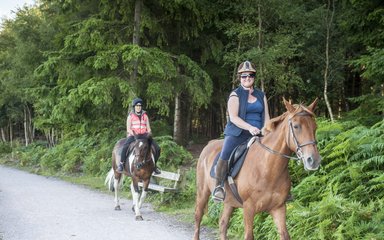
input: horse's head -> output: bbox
[283,98,322,171]
[132,133,153,170]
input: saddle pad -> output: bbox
[209,136,257,179]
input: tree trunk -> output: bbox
[27,105,33,142]
[186,101,191,143]
[24,106,28,146]
[323,0,335,122]
[258,3,265,91]
[131,0,142,82]
[23,105,34,146]
[45,128,56,148]
[173,92,183,145]
[1,128,5,142]
[9,119,13,148]
[232,40,242,86]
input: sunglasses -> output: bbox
[240,73,256,79]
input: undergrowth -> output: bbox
[1,119,383,239]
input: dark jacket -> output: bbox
[223,87,265,137]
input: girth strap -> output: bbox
[228,176,243,204]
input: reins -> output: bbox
[255,138,301,161]
[255,110,317,162]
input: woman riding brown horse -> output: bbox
[105,133,155,221]
[193,98,321,240]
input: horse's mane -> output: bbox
[135,133,151,140]
[264,104,315,133]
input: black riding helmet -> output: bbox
[132,98,143,107]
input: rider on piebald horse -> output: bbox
[212,60,271,202]
[117,98,161,174]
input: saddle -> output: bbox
[210,136,259,204]
[210,136,258,178]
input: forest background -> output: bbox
[0,0,383,239]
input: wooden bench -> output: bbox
[138,169,182,193]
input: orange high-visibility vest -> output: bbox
[130,112,148,135]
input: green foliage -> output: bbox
[156,135,193,169]
[39,146,64,173]
[346,94,384,126]
[150,119,173,136]
[0,142,12,154]
[1,1,384,238]
[17,143,46,168]
[9,131,118,176]
[284,119,384,239]
[287,195,384,240]
[202,200,223,226]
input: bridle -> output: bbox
[287,111,318,161]
[133,139,153,169]
[255,110,317,162]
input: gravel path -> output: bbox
[0,165,216,240]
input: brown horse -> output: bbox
[193,98,321,240]
[105,133,155,220]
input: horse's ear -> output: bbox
[307,98,318,112]
[283,97,296,113]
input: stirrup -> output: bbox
[286,193,294,202]
[212,186,225,203]
[153,167,161,175]
[117,163,124,173]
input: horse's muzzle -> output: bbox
[303,155,322,171]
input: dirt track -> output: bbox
[0,165,215,240]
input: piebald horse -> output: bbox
[105,133,155,220]
[193,98,321,240]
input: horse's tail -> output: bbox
[105,168,116,192]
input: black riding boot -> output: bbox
[117,161,124,173]
[212,159,228,203]
[154,165,161,175]
[117,142,129,173]
[153,143,161,174]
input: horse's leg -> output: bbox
[219,204,234,240]
[243,202,256,240]
[138,180,149,209]
[270,206,290,240]
[130,182,143,221]
[113,174,121,210]
[193,184,211,240]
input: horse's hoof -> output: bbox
[135,215,143,221]
[115,206,121,211]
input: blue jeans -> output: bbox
[219,131,252,161]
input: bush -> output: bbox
[17,144,46,167]
[151,119,173,136]
[82,137,115,176]
[156,135,193,169]
[0,142,12,155]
